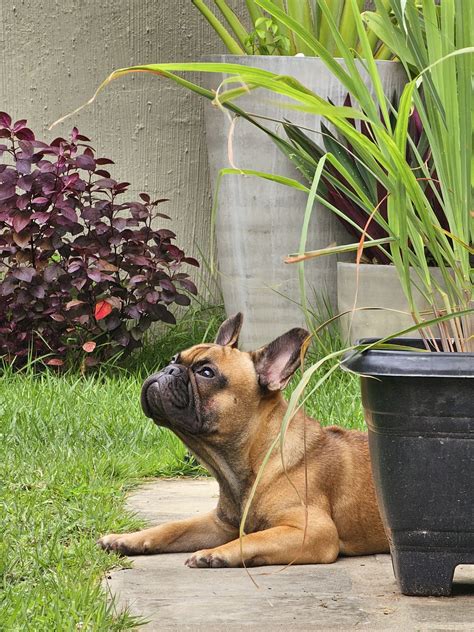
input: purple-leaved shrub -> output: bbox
[0,113,198,367]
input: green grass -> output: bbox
[0,305,363,630]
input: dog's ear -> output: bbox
[251,328,310,391]
[215,312,243,348]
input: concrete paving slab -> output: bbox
[105,479,474,631]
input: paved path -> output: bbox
[106,479,474,631]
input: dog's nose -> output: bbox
[161,364,187,378]
[143,364,186,389]
[141,364,188,419]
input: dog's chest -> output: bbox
[217,495,270,533]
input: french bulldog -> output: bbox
[98,313,389,567]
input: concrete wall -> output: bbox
[0,0,228,298]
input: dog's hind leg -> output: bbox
[97,510,238,555]
[185,511,340,568]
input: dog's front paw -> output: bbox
[97,533,149,556]
[185,549,229,568]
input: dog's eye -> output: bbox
[170,354,178,365]
[197,366,215,379]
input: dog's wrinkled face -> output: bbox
[141,313,308,437]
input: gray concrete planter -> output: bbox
[337,262,445,343]
[203,56,407,348]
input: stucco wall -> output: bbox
[0,0,227,298]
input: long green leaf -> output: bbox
[285,0,314,55]
[298,155,328,329]
[213,0,251,51]
[191,0,245,54]
[286,237,396,262]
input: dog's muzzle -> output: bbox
[141,364,191,421]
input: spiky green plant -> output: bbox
[78,0,472,351]
[192,0,392,58]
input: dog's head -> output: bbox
[141,313,309,437]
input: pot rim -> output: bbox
[203,54,401,65]
[342,337,474,378]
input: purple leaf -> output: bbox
[178,278,198,295]
[94,177,116,189]
[86,268,102,282]
[128,255,150,266]
[67,261,83,273]
[18,140,34,156]
[17,175,34,192]
[71,277,87,291]
[13,119,28,132]
[129,274,147,285]
[157,307,176,325]
[31,285,46,299]
[15,128,35,141]
[156,229,176,239]
[0,184,15,200]
[95,222,109,235]
[44,263,62,282]
[12,230,31,248]
[64,173,80,188]
[145,291,160,304]
[125,304,141,319]
[0,168,17,184]
[94,169,111,178]
[60,205,78,223]
[38,160,55,173]
[76,154,96,171]
[12,213,31,233]
[16,159,31,175]
[159,279,175,292]
[0,112,12,127]
[112,217,127,231]
[182,257,200,267]
[175,293,191,306]
[116,331,130,346]
[16,195,29,210]
[12,267,36,282]
[164,244,182,258]
[50,313,65,322]
[31,211,50,224]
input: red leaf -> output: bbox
[82,341,96,353]
[94,300,113,320]
[46,358,64,366]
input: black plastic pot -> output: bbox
[343,339,474,597]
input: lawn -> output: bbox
[0,307,364,630]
